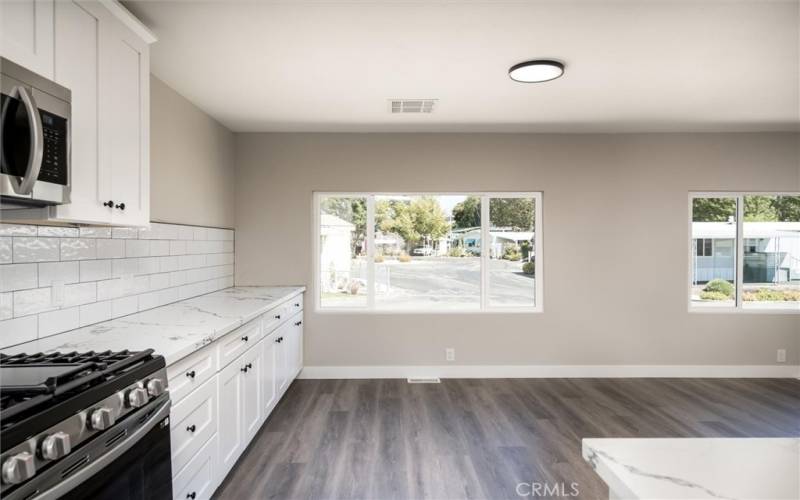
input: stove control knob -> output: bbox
[41,432,72,460]
[127,387,149,408]
[146,378,165,397]
[90,407,116,430]
[2,452,36,484]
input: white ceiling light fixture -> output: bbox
[508,59,565,83]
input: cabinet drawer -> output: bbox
[167,345,217,405]
[173,433,217,500]
[287,294,303,316]
[217,318,261,370]
[262,305,287,335]
[171,374,217,476]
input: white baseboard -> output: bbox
[298,364,800,379]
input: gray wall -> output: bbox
[150,76,235,228]
[235,133,800,367]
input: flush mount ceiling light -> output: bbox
[508,60,564,83]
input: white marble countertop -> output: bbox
[582,437,800,500]
[1,286,305,365]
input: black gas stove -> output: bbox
[0,350,172,500]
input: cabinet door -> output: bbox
[50,0,111,224]
[275,322,291,395]
[217,356,244,479]
[241,344,261,442]
[291,315,303,379]
[104,19,149,227]
[261,335,277,415]
[0,0,54,78]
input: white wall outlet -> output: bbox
[122,274,134,293]
[776,349,786,363]
[445,348,455,362]
[51,281,65,307]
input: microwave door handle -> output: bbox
[11,86,43,195]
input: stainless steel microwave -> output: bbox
[1,57,71,208]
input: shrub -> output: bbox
[699,291,729,301]
[522,261,535,275]
[703,279,734,298]
[503,245,522,261]
[398,253,411,263]
[448,247,466,258]
[374,255,384,263]
[743,288,800,302]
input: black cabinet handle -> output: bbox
[187,493,196,499]
[186,370,196,379]
[186,424,196,433]
[241,366,248,373]
[103,200,114,207]
[115,202,125,210]
[247,363,253,369]
[295,321,302,326]
[241,335,249,342]
[274,314,281,319]
[294,303,300,307]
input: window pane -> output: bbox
[690,197,736,308]
[488,197,536,307]
[742,195,800,310]
[374,195,481,310]
[319,196,367,308]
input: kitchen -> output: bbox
[0,1,798,499]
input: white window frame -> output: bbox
[313,191,544,314]
[688,191,800,314]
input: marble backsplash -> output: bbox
[0,222,234,348]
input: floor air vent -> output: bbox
[407,377,441,383]
[390,99,437,113]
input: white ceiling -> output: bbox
[125,0,800,133]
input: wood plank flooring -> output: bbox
[214,378,800,499]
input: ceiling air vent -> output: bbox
[390,99,437,114]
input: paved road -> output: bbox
[348,256,535,308]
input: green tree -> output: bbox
[376,197,449,251]
[772,195,800,222]
[452,196,481,229]
[490,198,535,230]
[744,195,778,222]
[692,198,736,222]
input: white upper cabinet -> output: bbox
[0,0,55,78]
[1,0,154,227]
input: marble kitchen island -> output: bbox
[582,437,800,500]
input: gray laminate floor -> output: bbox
[213,378,800,500]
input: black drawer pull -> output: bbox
[241,335,249,342]
[186,425,196,433]
[115,202,125,210]
[103,200,114,208]
[186,370,196,379]
[294,321,302,326]
[187,493,196,499]
[294,303,300,307]
[247,363,253,369]
[241,366,248,373]
[274,314,281,319]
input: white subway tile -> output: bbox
[38,261,79,286]
[125,239,150,258]
[0,237,11,264]
[0,292,12,320]
[222,229,234,241]
[60,238,97,261]
[38,226,79,237]
[79,300,112,327]
[169,240,186,255]
[149,273,170,291]
[158,256,180,273]
[13,288,55,316]
[149,240,170,256]
[0,263,38,292]
[64,282,97,307]
[79,227,112,238]
[112,227,138,239]
[97,279,123,301]
[222,241,234,253]
[0,315,38,346]
[96,239,125,259]
[39,307,79,337]
[137,257,160,275]
[178,225,194,240]
[0,224,37,236]
[79,260,112,282]
[13,237,59,263]
[193,227,208,241]
[111,295,138,318]
[131,276,150,295]
[112,258,138,278]
[169,270,187,286]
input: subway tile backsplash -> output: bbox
[0,222,234,348]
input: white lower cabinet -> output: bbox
[167,294,304,498]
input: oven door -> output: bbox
[37,400,173,500]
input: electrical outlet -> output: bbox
[51,281,65,307]
[777,349,786,363]
[446,348,455,362]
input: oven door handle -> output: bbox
[35,399,170,500]
[9,85,44,196]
